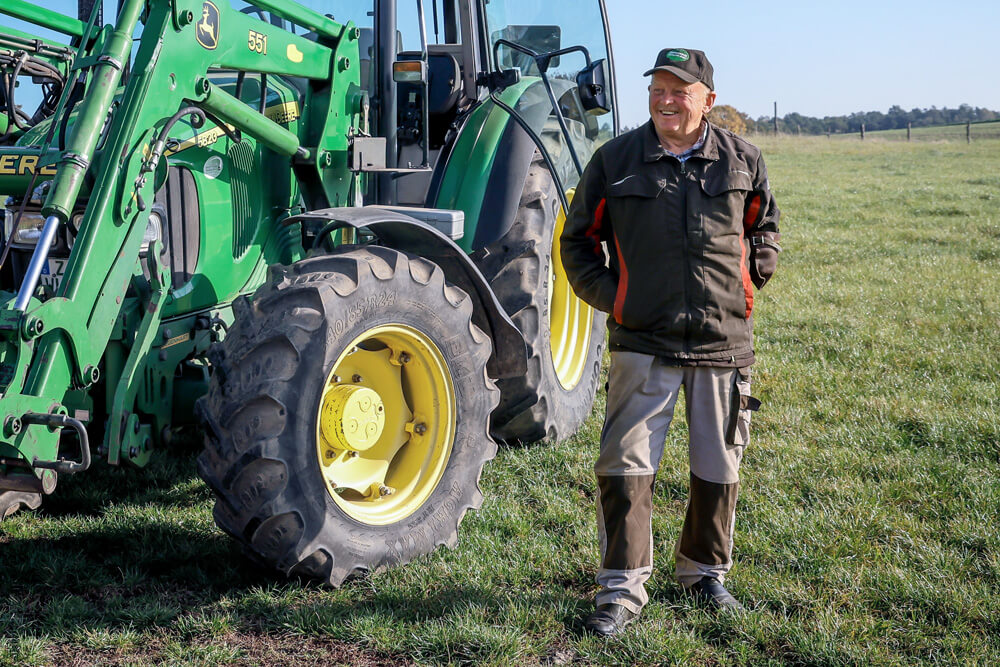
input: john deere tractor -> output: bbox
[0,0,617,583]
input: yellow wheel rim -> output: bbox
[315,324,456,525]
[548,189,594,390]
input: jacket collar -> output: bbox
[643,119,720,162]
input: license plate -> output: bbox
[38,258,68,290]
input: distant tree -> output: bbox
[708,104,752,134]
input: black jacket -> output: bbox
[560,121,781,366]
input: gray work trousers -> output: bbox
[595,351,753,613]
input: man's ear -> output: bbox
[704,90,717,114]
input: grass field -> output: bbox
[1,137,999,665]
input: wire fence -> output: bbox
[812,120,1000,143]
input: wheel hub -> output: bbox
[315,325,456,525]
[320,385,386,451]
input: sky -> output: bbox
[606,0,1000,127]
[5,0,1000,128]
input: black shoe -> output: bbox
[686,576,746,611]
[584,603,637,636]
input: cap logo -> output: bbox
[665,49,689,62]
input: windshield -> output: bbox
[482,0,616,191]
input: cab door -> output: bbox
[479,0,618,192]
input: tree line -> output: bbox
[753,104,998,135]
[622,104,999,136]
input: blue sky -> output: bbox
[6,0,999,128]
[606,0,1000,127]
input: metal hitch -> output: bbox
[22,412,92,474]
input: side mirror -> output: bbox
[577,59,610,116]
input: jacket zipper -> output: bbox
[678,158,691,356]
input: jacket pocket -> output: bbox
[606,174,663,199]
[699,170,753,197]
[725,367,761,446]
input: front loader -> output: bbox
[0,0,618,583]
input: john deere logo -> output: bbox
[665,49,689,62]
[196,1,220,50]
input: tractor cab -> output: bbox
[273,0,618,213]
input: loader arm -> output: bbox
[0,0,362,490]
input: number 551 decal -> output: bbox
[248,29,268,55]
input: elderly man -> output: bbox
[561,48,781,635]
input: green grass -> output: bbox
[1,137,999,665]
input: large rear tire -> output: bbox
[197,246,498,584]
[477,155,605,444]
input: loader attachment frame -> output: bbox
[0,0,362,489]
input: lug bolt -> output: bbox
[4,416,22,436]
[331,375,341,383]
[23,317,44,338]
[325,450,336,458]
[129,447,138,458]
[379,485,393,497]
[399,352,411,364]
[352,374,363,383]
[349,451,359,458]
[414,423,427,435]
[134,420,141,434]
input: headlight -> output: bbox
[3,210,57,248]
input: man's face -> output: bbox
[648,71,716,141]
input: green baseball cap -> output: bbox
[644,48,714,91]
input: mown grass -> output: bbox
[1,137,998,665]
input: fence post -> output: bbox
[860,123,865,140]
[907,122,911,141]
[967,122,971,143]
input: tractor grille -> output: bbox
[156,166,201,289]
[227,142,259,258]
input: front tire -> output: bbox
[198,246,498,584]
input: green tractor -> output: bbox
[0,0,618,583]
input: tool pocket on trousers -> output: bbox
[726,367,760,446]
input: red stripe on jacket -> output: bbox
[613,230,629,324]
[740,233,754,318]
[585,198,607,256]
[740,194,761,317]
[744,194,761,229]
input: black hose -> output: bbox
[7,54,28,130]
[0,51,67,141]
[58,74,86,151]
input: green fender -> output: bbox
[429,79,555,254]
